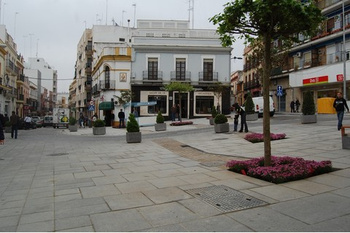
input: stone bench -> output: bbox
[341,125,350,149]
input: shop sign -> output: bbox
[303,76,328,86]
[337,74,344,82]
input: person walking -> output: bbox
[133,108,139,124]
[118,109,125,128]
[295,99,300,113]
[10,111,19,139]
[235,103,248,132]
[24,115,32,130]
[171,104,177,121]
[290,100,295,113]
[333,92,349,131]
[3,114,9,123]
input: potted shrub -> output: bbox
[93,119,106,135]
[155,111,166,131]
[68,117,78,132]
[4,121,12,133]
[214,114,229,133]
[301,91,317,124]
[245,93,258,121]
[209,105,218,125]
[126,113,141,143]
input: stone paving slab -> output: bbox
[142,187,192,204]
[104,192,154,210]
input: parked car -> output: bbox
[31,116,43,128]
[252,96,275,117]
[18,118,37,130]
[43,115,53,127]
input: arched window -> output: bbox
[105,66,110,89]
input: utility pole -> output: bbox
[342,0,347,99]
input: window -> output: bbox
[203,59,213,81]
[293,56,300,69]
[176,58,186,80]
[105,66,110,89]
[195,96,214,114]
[345,11,350,26]
[148,58,158,80]
[148,95,167,114]
[304,52,311,67]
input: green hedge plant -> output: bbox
[69,117,77,125]
[93,119,105,127]
[156,111,165,124]
[245,92,255,114]
[214,114,228,124]
[127,113,140,132]
[211,105,218,118]
[302,91,316,115]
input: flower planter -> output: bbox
[246,113,258,121]
[126,132,142,143]
[214,122,230,133]
[93,127,106,135]
[68,125,78,132]
[155,123,166,131]
[4,126,11,133]
[301,114,317,124]
[209,118,214,125]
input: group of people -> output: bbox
[171,104,182,121]
[0,111,20,144]
[290,99,301,113]
[232,102,249,133]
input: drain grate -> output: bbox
[186,185,267,213]
[200,161,226,167]
[46,152,69,156]
[212,138,229,141]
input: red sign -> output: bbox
[303,76,328,86]
[337,74,344,82]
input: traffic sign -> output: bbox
[88,105,95,111]
[277,85,283,97]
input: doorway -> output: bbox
[174,92,188,119]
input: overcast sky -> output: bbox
[3,0,244,92]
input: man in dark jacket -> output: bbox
[10,111,19,139]
[0,117,4,145]
[333,92,349,130]
[118,109,125,128]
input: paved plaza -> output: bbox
[0,113,350,232]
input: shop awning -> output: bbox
[99,101,114,110]
[123,101,157,108]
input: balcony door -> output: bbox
[105,66,110,89]
[176,58,186,80]
[203,59,213,81]
[148,58,158,80]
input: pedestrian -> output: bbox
[0,113,5,126]
[236,102,248,133]
[295,99,300,113]
[10,111,19,139]
[111,111,115,126]
[133,108,139,124]
[92,114,97,123]
[233,113,239,132]
[333,92,349,131]
[171,104,177,121]
[0,119,4,145]
[24,115,32,130]
[118,109,125,128]
[290,100,295,113]
[79,114,85,128]
[177,104,181,121]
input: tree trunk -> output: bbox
[263,33,272,166]
[179,93,182,122]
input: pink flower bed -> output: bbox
[245,133,286,143]
[227,156,332,184]
[170,121,193,126]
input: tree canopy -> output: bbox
[211,0,323,166]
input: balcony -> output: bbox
[316,0,342,11]
[170,71,191,82]
[99,80,116,90]
[16,74,25,85]
[85,43,93,56]
[244,80,261,91]
[142,71,163,82]
[198,72,219,83]
[17,94,24,103]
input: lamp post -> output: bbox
[132,3,136,28]
[342,0,347,99]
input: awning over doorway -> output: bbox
[99,101,114,110]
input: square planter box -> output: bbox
[342,135,350,149]
[246,113,258,121]
[301,114,317,124]
[93,127,106,135]
[214,122,230,133]
[126,132,142,143]
[209,118,214,125]
[68,125,78,132]
[155,123,166,131]
[4,126,11,133]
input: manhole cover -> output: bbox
[212,138,229,141]
[200,161,226,167]
[186,185,267,212]
[46,152,69,156]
